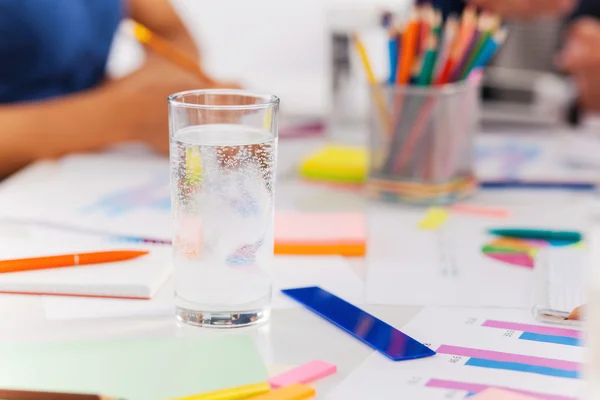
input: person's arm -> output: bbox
[0,0,210,177]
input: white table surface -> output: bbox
[0,137,595,399]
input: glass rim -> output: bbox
[374,79,478,96]
[168,89,280,111]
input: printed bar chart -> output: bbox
[436,345,580,379]
[425,378,576,400]
[482,320,582,347]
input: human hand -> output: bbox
[567,305,583,320]
[556,18,600,111]
[467,0,576,19]
[118,57,241,154]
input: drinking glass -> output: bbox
[168,90,279,328]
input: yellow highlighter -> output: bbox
[246,384,315,400]
[248,383,316,400]
[172,382,271,400]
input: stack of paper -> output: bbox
[42,255,363,320]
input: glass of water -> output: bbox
[168,90,279,328]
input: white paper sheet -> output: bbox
[366,203,588,307]
[0,154,172,240]
[327,307,585,400]
[43,255,364,320]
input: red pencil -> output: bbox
[436,6,477,84]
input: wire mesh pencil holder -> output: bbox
[367,81,480,205]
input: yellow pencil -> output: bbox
[132,21,216,85]
[352,33,390,133]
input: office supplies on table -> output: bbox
[171,382,271,400]
[489,229,583,243]
[354,4,506,205]
[418,207,449,230]
[0,238,170,299]
[328,307,584,400]
[268,361,337,389]
[0,390,121,400]
[43,256,365,320]
[299,146,366,184]
[132,22,216,85]
[246,384,314,400]
[533,248,585,326]
[0,250,148,274]
[0,336,267,400]
[274,213,365,256]
[282,286,435,361]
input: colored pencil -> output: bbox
[418,35,438,86]
[436,7,477,84]
[460,13,501,79]
[353,34,390,133]
[433,16,458,82]
[0,390,121,400]
[0,250,149,274]
[132,21,216,85]
[388,29,399,84]
[471,28,508,70]
[419,4,435,54]
[396,7,420,85]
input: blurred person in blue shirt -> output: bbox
[0,0,231,176]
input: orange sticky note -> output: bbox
[274,213,365,257]
[248,384,315,400]
[471,388,541,400]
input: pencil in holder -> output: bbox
[367,81,479,205]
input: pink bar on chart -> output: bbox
[471,388,540,399]
[482,320,581,339]
[425,379,576,400]
[269,360,337,388]
[436,345,580,371]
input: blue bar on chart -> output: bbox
[465,358,579,379]
[519,332,581,347]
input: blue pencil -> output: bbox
[388,30,399,84]
[472,28,507,69]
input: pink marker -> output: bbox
[269,360,337,388]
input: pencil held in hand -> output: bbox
[132,21,216,85]
[0,250,149,274]
[567,305,583,320]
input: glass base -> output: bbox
[175,306,270,328]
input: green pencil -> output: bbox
[488,229,583,242]
[460,13,500,80]
[418,34,438,86]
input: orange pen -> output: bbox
[0,250,149,274]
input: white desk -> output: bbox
[0,137,595,399]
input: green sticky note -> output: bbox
[0,335,267,400]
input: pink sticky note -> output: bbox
[450,204,510,219]
[274,213,365,245]
[269,360,337,388]
[471,388,541,400]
